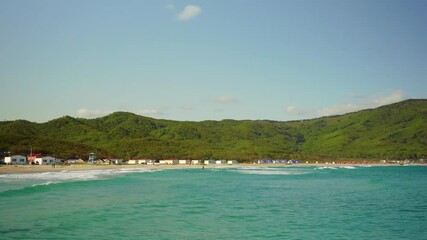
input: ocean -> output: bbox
[0,166,426,239]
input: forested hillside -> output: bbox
[1,99,426,161]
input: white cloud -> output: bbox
[177,4,201,21]
[317,90,406,117]
[76,109,112,119]
[213,96,239,104]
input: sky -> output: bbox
[0,0,426,123]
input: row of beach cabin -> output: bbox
[3,155,58,165]
[128,159,238,165]
[258,159,300,164]
[1,155,239,165]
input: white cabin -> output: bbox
[111,159,124,165]
[227,160,238,165]
[160,159,178,165]
[34,156,57,165]
[4,155,27,165]
[204,160,216,165]
[215,160,227,165]
[179,159,190,164]
[127,159,140,165]
[128,159,151,164]
[191,160,203,165]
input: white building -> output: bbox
[227,160,238,165]
[191,160,203,165]
[34,156,57,165]
[204,160,216,165]
[127,159,152,164]
[111,159,124,165]
[4,155,27,165]
[160,159,179,165]
[179,159,190,164]
[215,160,227,165]
[127,159,140,164]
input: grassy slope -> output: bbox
[0,99,426,161]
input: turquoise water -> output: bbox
[1,166,426,239]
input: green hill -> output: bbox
[1,99,426,161]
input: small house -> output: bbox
[128,159,152,164]
[34,156,57,165]
[258,159,273,164]
[215,160,227,165]
[227,160,238,165]
[4,155,27,165]
[274,160,287,164]
[203,160,216,165]
[111,159,124,165]
[179,159,190,165]
[127,159,139,165]
[191,160,203,165]
[138,159,152,164]
[160,159,178,165]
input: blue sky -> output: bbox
[1,0,426,122]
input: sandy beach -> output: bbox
[1,162,423,174]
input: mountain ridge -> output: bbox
[1,99,426,161]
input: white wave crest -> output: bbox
[315,166,358,170]
[234,167,308,176]
[0,168,157,183]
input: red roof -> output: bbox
[27,153,42,157]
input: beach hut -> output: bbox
[191,160,203,165]
[34,156,57,165]
[27,153,42,164]
[112,159,124,165]
[227,160,238,165]
[215,160,227,165]
[179,159,190,165]
[258,159,273,164]
[160,159,179,165]
[138,159,152,164]
[127,159,139,165]
[4,155,27,165]
[203,160,216,165]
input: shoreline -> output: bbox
[1,163,425,174]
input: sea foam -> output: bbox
[233,167,308,175]
[0,168,158,192]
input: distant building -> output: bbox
[258,159,273,164]
[227,160,238,165]
[110,159,124,165]
[203,160,216,165]
[159,159,179,165]
[34,156,58,165]
[191,160,203,165]
[179,159,191,165]
[274,160,287,164]
[4,155,27,165]
[88,152,97,164]
[215,160,227,165]
[127,159,139,165]
[27,153,42,164]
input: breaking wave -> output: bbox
[315,166,358,170]
[0,168,158,192]
[233,167,309,176]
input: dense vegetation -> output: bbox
[0,99,426,162]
